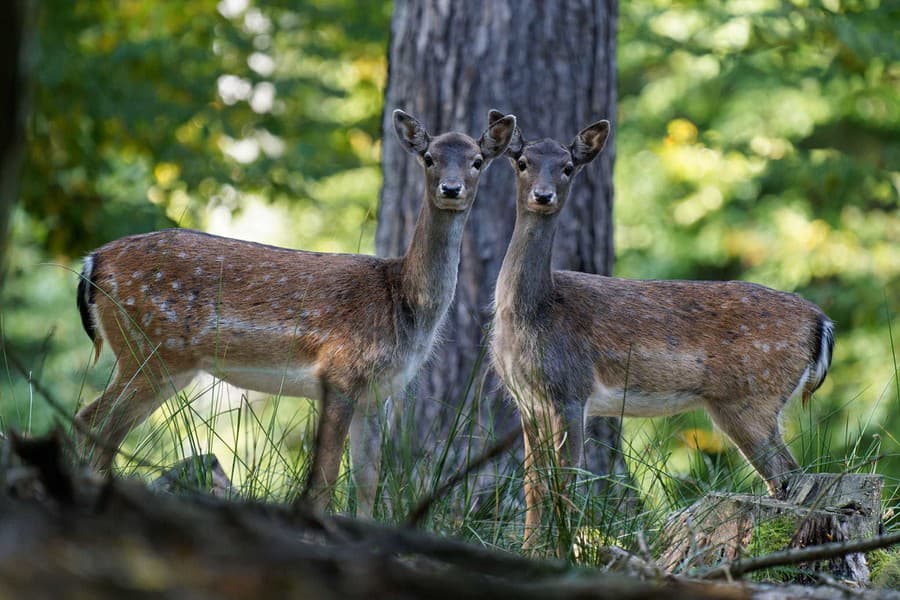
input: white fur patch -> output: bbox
[203,361,322,399]
[789,366,810,400]
[587,380,703,418]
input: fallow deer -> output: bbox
[75,109,516,516]
[488,113,834,551]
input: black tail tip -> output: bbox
[77,257,96,343]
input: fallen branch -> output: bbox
[700,530,900,580]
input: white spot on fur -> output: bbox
[194,266,204,276]
[154,299,179,322]
[278,276,287,284]
[171,281,181,290]
[125,297,135,306]
[739,324,749,333]
[142,313,153,327]
[177,252,187,259]
[140,284,149,294]
[165,338,184,350]
[155,271,163,281]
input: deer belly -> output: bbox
[200,359,323,400]
[586,381,703,418]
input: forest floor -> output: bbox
[1,431,898,600]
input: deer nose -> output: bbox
[532,189,556,205]
[439,182,463,198]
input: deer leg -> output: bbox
[521,418,544,552]
[76,360,194,471]
[349,398,384,518]
[705,399,799,498]
[552,402,585,558]
[520,400,584,555]
[304,387,355,512]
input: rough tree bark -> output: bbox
[0,0,31,290]
[377,1,626,487]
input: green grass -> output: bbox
[2,213,899,579]
[26,349,891,577]
[3,310,900,582]
[4,298,900,556]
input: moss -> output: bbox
[746,515,798,582]
[748,515,795,556]
[868,548,900,589]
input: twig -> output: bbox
[405,427,520,527]
[700,530,900,580]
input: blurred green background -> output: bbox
[1,0,897,502]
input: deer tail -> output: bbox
[77,254,103,364]
[802,316,834,406]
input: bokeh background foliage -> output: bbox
[2,0,898,506]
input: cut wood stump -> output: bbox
[661,473,883,584]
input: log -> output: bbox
[0,432,734,599]
[2,433,899,598]
[661,473,884,584]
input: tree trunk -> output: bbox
[377,1,626,487]
[0,0,31,290]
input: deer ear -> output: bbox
[393,109,430,155]
[487,109,524,158]
[570,119,610,166]
[505,125,525,159]
[488,109,506,125]
[478,114,516,160]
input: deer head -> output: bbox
[393,109,516,211]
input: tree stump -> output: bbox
[661,474,884,584]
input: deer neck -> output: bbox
[400,195,468,320]
[496,206,557,317]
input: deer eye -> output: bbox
[423,153,434,167]
[517,159,527,172]
[473,157,483,170]
[563,163,574,176]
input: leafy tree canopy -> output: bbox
[23,0,389,255]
